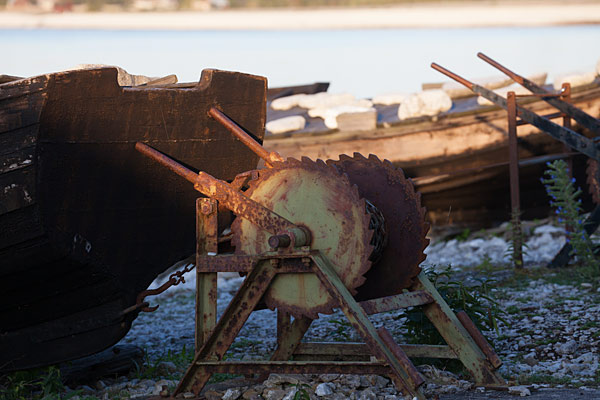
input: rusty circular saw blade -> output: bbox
[231,157,373,319]
[586,158,600,204]
[327,153,430,301]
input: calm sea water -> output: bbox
[1,26,599,97]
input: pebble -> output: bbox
[508,385,531,396]
[315,382,335,396]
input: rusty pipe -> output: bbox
[209,107,284,167]
[477,52,524,85]
[135,142,199,185]
[430,63,474,90]
[135,142,297,235]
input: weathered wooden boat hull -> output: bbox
[0,67,266,371]
[265,82,600,226]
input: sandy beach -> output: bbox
[1,1,600,30]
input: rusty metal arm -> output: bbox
[135,142,300,238]
[477,52,600,134]
[209,107,284,167]
[431,63,600,161]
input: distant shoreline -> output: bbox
[2,2,600,30]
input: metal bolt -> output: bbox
[268,234,291,249]
[200,201,214,215]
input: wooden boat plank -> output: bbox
[0,146,35,174]
[0,124,38,156]
[0,167,36,215]
[0,75,48,100]
[0,94,45,133]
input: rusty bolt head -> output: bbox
[200,201,214,215]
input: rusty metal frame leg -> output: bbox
[507,91,524,268]
[175,260,278,396]
[411,272,505,386]
[195,198,218,352]
[271,314,313,361]
[310,252,427,400]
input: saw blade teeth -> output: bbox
[367,154,382,163]
[353,152,367,161]
[383,159,395,169]
[300,156,314,164]
[315,158,328,168]
[338,154,353,162]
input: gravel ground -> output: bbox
[67,219,600,399]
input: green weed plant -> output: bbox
[541,160,598,273]
[404,267,505,346]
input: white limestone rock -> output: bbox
[597,58,600,76]
[553,71,597,90]
[297,92,356,109]
[266,115,306,135]
[321,105,376,129]
[308,98,373,119]
[372,92,408,105]
[397,89,452,120]
[270,94,308,111]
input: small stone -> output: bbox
[357,388,377,400]
[242,388,262,400]
[319,374,339,382]
[79,385,95,394]
[263,388,287,400]
[508,385,531,396]
[556,339,579,355]
[531,316,544,323]
[156,361,178,376]
[182,392,196,399]
[265,374,303,387]
[581,283,593,289]
[223,388,242,400]
[524,352,538,366]
[337,374,361,389]
[315,382,335,396]
[204,390,223,400]
[160,388,170,397]
[282,388,299,400]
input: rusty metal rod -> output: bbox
[456,311,502,369]
[478,52,600,134]
[135,142,297,235]
[431,63,600,161]
[377,327,425,387]
[135,142,200,185]
[209,107,284,167]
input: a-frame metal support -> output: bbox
[170,199,505,399]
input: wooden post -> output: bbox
[195,198,218,353]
